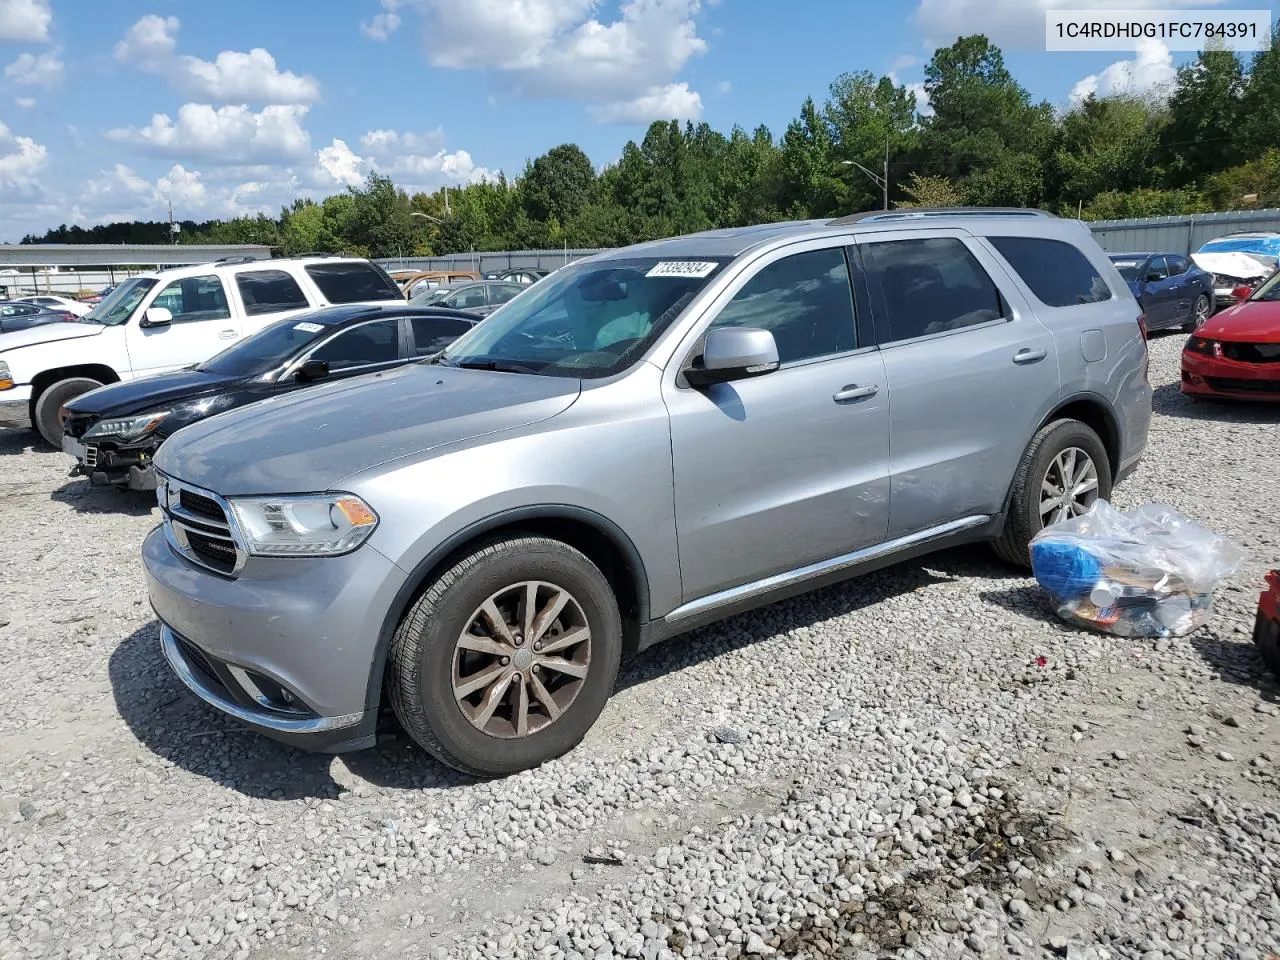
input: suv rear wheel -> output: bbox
[387,536,622,777]
[33,377,103,448]
[993,418,1112,568]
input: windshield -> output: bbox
[439,256,729,379]
[1248,270,1280,302]
[84,277,156,326]
[1110,258,1145,281]
[411,288,451,306]
[198,316,327,377]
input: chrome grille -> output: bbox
[156,473,246,576]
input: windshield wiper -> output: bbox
[453,359,539,375]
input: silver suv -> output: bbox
[143,209,1152,776]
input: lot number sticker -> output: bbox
[293,321,324,333]
[646,261,718,279]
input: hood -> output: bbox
[1197,300,1280,342]
[0,320,104,353]
[65,367,239,418]
[154,362,582,495]
[1191,252,1273,280]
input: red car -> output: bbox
[1181,270,1280,401]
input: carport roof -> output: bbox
[0,244,273,268]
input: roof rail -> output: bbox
[211,255,263,265]
[829,207,1057,225]
[290,251,341,259]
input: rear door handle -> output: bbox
[1013,348,1047,365]
[833,384,878,403]
[218,329,238,339]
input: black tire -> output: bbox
[33,377,102,448]
[387,536,622,777]
[993,418,1113,568]
[1183,293,1213,331]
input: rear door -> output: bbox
[407,314,476,357]
[233,269,315,335]
[857,231,1060,538]
[124,273,241,378]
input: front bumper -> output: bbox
[1181,351,1280,402]
[142,524,409,753]
[63,434,159,490]
[0,390,32,429]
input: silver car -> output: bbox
[143,209,1152,776]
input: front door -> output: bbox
[857,231,1061,538]
[125,273,241,379]
[1139,256,1178,328]
[663,243,892,603]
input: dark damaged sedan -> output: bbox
[60,303,481,490]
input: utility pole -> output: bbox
[883,129,890,211]
[168,199,175,245]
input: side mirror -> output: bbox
[141,307,172,328]
[295,359,329,382]
[685,327,780,386]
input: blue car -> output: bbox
[1108,252,1216,331]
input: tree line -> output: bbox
[22,33,1280,258]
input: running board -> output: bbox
[663,515,990,624]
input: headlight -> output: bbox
[1185,337,1218,356]
[83,410,170,442]
[0,360,11,390]
[228,494,378,557]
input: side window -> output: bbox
[1146,256,1169,281]
[410,316,473,356]
[988,236,1113,307]
[1166,255,1189,276]
[864,238,1004,343]
[308,318,401,371]
[235,270,311,316]
[490,283,522,305]
[709,247,857,364]
[305,263,403,303]
[149,275,231,323]
[450,286,489,309]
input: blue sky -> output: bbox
[0,0,1273,240]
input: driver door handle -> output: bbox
[1013,347,1047,364]
[218,329,238,339]
[833,384,878,403]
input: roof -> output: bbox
[0,243,273,268]
[587,208,1080,263]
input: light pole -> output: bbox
[841,129,890,211]
[410,211,444,225]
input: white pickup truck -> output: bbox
[0,255,406,446]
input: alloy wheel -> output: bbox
[1039,447,1099,527]
[1194,294,1211,327]
[451,581,592,739]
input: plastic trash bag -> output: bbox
[1030,500,1246,638]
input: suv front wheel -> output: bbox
[994,418,1113,568]
[387,536,623,777]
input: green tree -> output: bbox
[1081,187,1207,221]
[777,97,841,218]
[1204,149,1280,209]
[896,172,967,208]
[1240,26,1280,159]
[1160,46,1246,186]
[1047,96,1167,212]
[518,144,598,226]
[824,71,919,212]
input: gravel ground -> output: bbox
[0,332,1277,960]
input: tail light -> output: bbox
[1137,313,1149,384]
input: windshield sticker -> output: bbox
[646,261,718,279]
[293,321,324,333]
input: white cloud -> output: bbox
[395,0,709,120]
[314,138,365,187]
[1069,38,1176,106]
[360,127,445,155]
[589,82,703,124]
[912,0,1221,49]
[715,79,731,94]
[76,161,293,225]
[906,81,933,117]
[361,1,405,41]
[106,104,313,165]
[0,0,51,42]
[14,96,34,108]
[4,51,63,87]
[0,119,47,192]
[890,54,919,72]
[115,15,321,104]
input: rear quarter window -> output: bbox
[305,262,404,304]
[989,236,1113,307]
